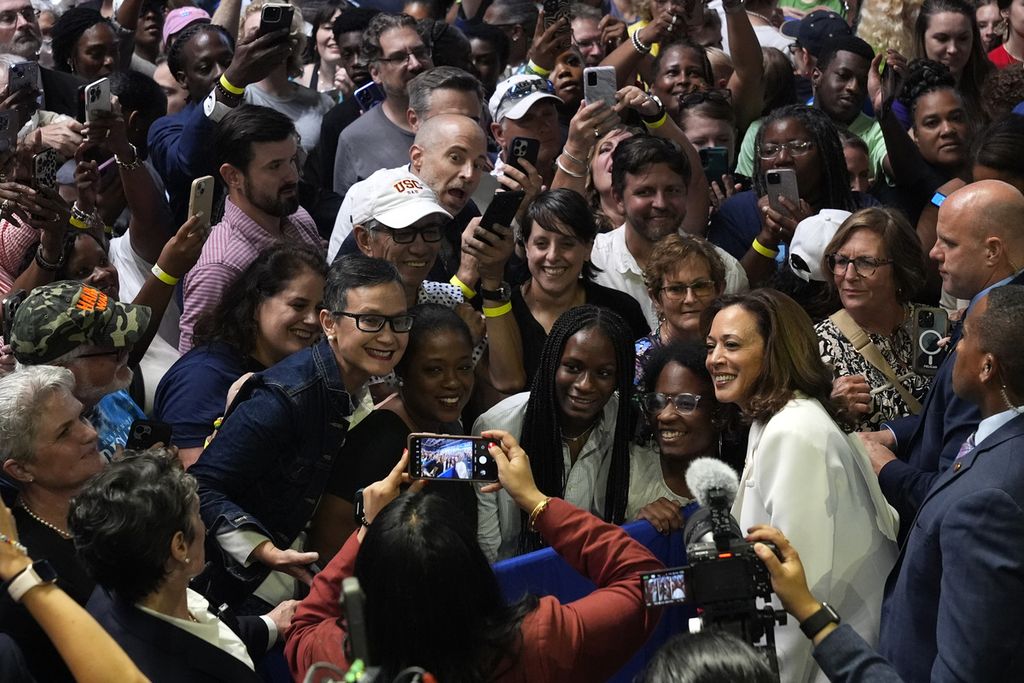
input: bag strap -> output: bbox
[829,309,922,415]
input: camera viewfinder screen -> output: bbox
[415,437,496,482]
[642,569,688,607]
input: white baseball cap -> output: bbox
[488,74,561,123]
[788,209,852,282]
[350,167,452,229]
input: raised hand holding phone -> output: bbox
[478,429,547,513]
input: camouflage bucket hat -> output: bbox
[10,281,152,365]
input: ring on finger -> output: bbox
[594,127,600,139]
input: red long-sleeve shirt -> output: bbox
[285,498,664,682]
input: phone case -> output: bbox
[259,3,294,36]
[0,112,15,154]
[188,176,215,232]
[84,78,111,123]
[33,149,58,189]
[509,137,540,174]
[911,307,949,376]
[766,169,800,212]
[407,433,497,482]
[583,67,617,107]
[8,61,38,92]
[481,190,525,232]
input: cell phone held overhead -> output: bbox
[407,433,498,482]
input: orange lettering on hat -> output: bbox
[392,178,423,193]
[75,286,109,313]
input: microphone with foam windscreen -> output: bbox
[683,457,742,549]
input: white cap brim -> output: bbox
[498,91,562,122]
[375,200,452,229]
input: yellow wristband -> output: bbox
[527,60,552,77]
[482,301,512,318]
[751,238,779,259]
[151,264,180,286]
[450,274,476,299]
[644,113,668,130]
[68,215,88,230]
[219,74,245,95]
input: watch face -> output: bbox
[33,560,57,583]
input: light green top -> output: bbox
[736,111,888,180]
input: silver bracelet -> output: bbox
[556,157,586,178]
[632,29,652,55]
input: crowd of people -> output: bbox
[0,0,1022,680]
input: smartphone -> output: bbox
[641,567,689,607]
[258,2,294,37]
[700,146,729,184]
[911,306,949,376]
[583,66,616,107]
[84,77,111,123]
[1,289,26,342]
[188,175,215,234]
[765,168,800,213]
[542,0,571,28]
[7,61,38,93]
[407,433,498,482]
[32,148,58,190]
[480,189,525,234]
[354,81,384,113]
[0,112,16,154]
[508,136,540,176]
[125,419,173,451]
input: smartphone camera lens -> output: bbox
[266,7,280,20]
[587,72,597,86]
[919,311,934,327]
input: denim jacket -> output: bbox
[190,337,355,606]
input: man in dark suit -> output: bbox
[749,284,1024,682]
[861,180,1024,530]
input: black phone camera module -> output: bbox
[918,310,934,327]
[587,71,597,86]
[265,7,280,20]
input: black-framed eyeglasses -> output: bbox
[376,223,444,244]
[334,311,414,333]
[758,140,815,160]
[827,254,894,278]
[659,279,717,300]
[496,78,555,111]
[679,89,731,109]
[0,7,39,27]
[641,392,703,415]
[377,45,431,66]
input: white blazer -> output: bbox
[732,395,898,683]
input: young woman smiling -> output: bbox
[703,289,898,683]
[154,243,327,467]
[513,189,649,383]
[308,304,478,561]
[475,305,643,561]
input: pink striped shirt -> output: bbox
[178,199,325,354]
[0,218,40,298]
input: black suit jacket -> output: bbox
[39,67,84,118]
[87,587,267,683]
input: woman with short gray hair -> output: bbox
[0,364,105,682]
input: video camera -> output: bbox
[641,458,786,678]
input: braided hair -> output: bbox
[51,7,108,73]
[898,58,960,120]
[752,105,856,212]
[517,305,636,553]
[166,22,235,84]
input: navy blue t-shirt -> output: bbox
[153,342,265,448]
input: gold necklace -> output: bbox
[561,422,597,447]
[20,499,72,539]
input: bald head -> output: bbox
[410,114,489,214]
[932,180,1024,299]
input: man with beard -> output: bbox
[590,135,747,329]
[333,13,433,198]
[9,281,151,460]
[0,0,84,151]
[178,105,325,353]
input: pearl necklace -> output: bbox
[20,499,72,539]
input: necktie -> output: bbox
[953,433,976,470]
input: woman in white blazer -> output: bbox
[703,289,898,683]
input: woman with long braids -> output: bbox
[708,105,872,287]
[474,305,641,561]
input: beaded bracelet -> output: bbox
[0,533,27,555]
[632,29,652,55]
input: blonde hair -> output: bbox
[241,0,306,78]
[857,0,923,56]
